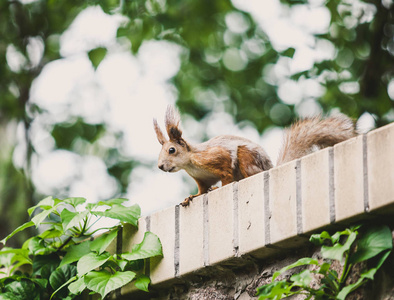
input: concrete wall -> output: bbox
[116,122,394,299]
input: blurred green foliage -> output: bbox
[0,0,393,245]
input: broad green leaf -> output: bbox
[256,280,293,298]
[4,279,40,300]
[61,209,89,232]
[28,196,55,216]
[272,257,318,281]
[32,208,56,227]
[77,252,111,276]
[49,265,77,298]
[0,247,17,267]
[63,197,86,208]
[336,277,365,300]
[0,221,34,245]
[59,241,92,267]
[90,228,119,255]
[92,204,141,227]
[32,254,61,278]
[318,262,331,275]
[349,225,393,264]
[97,198,128,207]
[121,232,162,261]
[29,237,53,255]
[290,269,312,288]
[321,232,357,261]
[39,228,64,239]
[68,276,86,295]
[88,47,107,69]
[84,270,136,299]
[50,276,77,300]
[310,231,332,245]
[134,274,150,292]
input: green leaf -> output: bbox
[290,269,312,288]
[3,279,41,300]
[90,228,119,255]
[255,280,293,298]
[97,198,128,207]
[50,276,77,300]
[272,257,319,281]
[49,264,77,297]
[77,252,111,276]
[121,232,163,261]
[88,47,107,70]
[28,196,55,216]
[61,209,89,232]
[39,228,64,239]
[84,270,136,299]
[92,204,141,227]
[32,208,56,227]
[63,197,86,208]
[32,254,61,278]
[68,276,86,295]
[29,237,53,255]
[349,225,393,264]
[59,241,92,267]
[134,274,150,292]
[321,232,357,261]
[0,221,35,245]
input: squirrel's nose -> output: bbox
[158,164,164,170]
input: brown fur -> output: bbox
[154,106,356,206]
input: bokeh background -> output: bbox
[1,0,393,246]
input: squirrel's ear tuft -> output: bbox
[165,105,183,141]
[153,118,167,145]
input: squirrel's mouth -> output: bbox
[168,167,175,172]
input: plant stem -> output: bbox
[339,253,350,287]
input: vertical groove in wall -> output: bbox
[174,205,180,277]
[264,172,270,245]
[233,182,239,257]
[145,216,151,277]
[296,159,303,235]
[329,148,335,224]
[203,194,209,267]
[363,134,370,212]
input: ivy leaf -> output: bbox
[272,257,318,281]
[0,221,35,245]
[3,279,40,300]
[59,241,92,267]
[121,232,162,261]
[88,47,107,70]
[255,280,293,298]
[134,274,150,292]
[63,197,86,208]
[97,198,128,207]
[84,270,136,299]
[90,228,119,255]
[28,196,55,216]
[349,225,393,264]
[290,269,312,288]
[321,232,357,261]
[61,209,89,232]
[68,276,86,295]
[49,264,77,298]
[77,252,111,276]
[92,204,141,227]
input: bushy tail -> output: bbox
[277,114,357,165]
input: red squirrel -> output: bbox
[153,105,356,206]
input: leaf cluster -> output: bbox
[256,225,393,300]
[0,197,163,300]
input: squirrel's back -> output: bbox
[277,114,356,166]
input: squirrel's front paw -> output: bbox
[180,196,193,207]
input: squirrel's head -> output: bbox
[153,105,191,173]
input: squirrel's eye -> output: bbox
[169,147,176,154]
